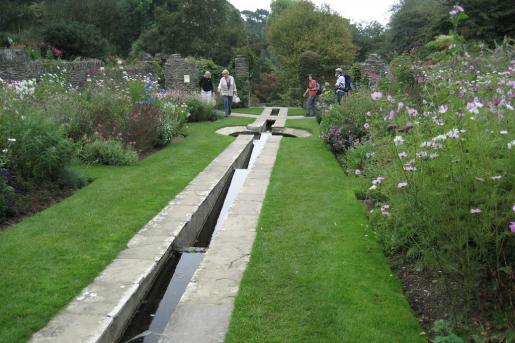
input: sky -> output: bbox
[228,0,398,25]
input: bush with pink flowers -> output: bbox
[321,10,515,334]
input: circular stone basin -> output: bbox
[216,126,312,138]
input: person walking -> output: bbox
[303,74,318,118]
[217,69,237,117]
[335,67,346,105]
[199,71,214,103]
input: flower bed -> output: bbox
[0,61,217,225]
[320,13,514,341]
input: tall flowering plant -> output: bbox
[333,7,515,320]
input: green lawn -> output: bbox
[225,120,424,343]
[0,117,253,343]
[232,107,307,116]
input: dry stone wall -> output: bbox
[0,48,103,87]
[164,54,199,93]
[0,48,32,81]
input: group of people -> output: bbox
[198,66,351,119]
[198,69,237,117]
[303,67,352,122]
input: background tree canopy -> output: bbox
[266,0,355,101]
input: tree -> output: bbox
[453,0,515,44]
[136,0,246,65]
[350,21,386,62]
[267,0,355,94]
[386,0,449,55]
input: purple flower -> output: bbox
[388,110,396,120]
[366,111,372,117]
[397,102,405,111]
[510,222,515,233]
[363,123,370,130]
[470,208,481,214]
[355,169,361,176]
[387,95,394,103]
[371,92,383,100]
[438,105,448,113]
[398,151,408,159]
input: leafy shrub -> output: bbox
[124,103,162,151]
[40,21,109,59]
[81,140,138,166]
[4,113,75,182]
[58,166,88,189]
[0,174,15,222]
[298,50,323,89]
[320,91,381,153]
[186,98,215,122]
[155,102,188,147]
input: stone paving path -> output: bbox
[159,135,282,343]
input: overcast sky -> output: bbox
[228,0,398,25]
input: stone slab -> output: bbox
[30,135,254,343]
[159,135,283,343]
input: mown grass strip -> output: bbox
[226,120,424,343]
[0,117,253,343]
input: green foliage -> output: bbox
[385,0,450,56]
[432,320,464,343]
[58,166,88,189]
[136,0,246,65]
[350,21,386,61]
[186,98,215,122]
[0,175,15,222]
[40,21,109,59]
[298,50,322,88]
[81,139,138,166]
[3,112,75,182]
[267,0,355,102]
[320,91,380,153]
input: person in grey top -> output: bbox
[217,69,237,116]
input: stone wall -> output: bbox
[164,54,199,93]
[0,48,103,87]
[234,55,250,106]
[0,48,32,80]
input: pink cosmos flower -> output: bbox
[371,92,383,100]
[407,107,418,117]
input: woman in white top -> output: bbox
[217,69,237,117]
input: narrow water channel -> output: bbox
[119,132,270,343]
